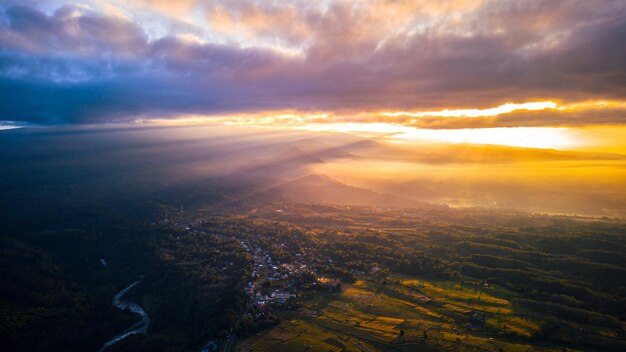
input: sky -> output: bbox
[1,0,625,151]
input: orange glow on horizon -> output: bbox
[381,101,558,118]
[138,100,626,153]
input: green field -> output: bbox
[237,275,574,352]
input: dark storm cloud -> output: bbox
[0,1,625,124]
[0,5,289,123]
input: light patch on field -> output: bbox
[238,277,569,352]
[237,319,370,352]
[396,297,445,319]
[353,279,366,287]
[406,280,512,313]
[342,287,374,304]
[502,317,540,337]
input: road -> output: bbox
[222,267,267,352]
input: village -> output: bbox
[155,210,346,312]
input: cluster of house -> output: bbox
[253,290,296,306]
[243,242,302,308]
[155,213,342,310]
[155,209,204,233]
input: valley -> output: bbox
[0,126,624,352]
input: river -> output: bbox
[98,279,150,352]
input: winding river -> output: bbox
[98,280,150,352]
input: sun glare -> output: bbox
[389,127,578,149]
[381,101,557,118]
[142,100,626,151]
[296,123,578,149]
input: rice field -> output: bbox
[236,275,583,352]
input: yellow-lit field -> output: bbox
[236,275,583,352]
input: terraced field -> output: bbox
[236,275,576,352]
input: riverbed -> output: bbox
[98,280,150,352]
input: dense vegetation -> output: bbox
[1,126,624,351]
[1,200,625,351]
[250,202,626,351]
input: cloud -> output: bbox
[0,1,625,124]
[363,105,626,130]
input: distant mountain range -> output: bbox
[253,173,432,209]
